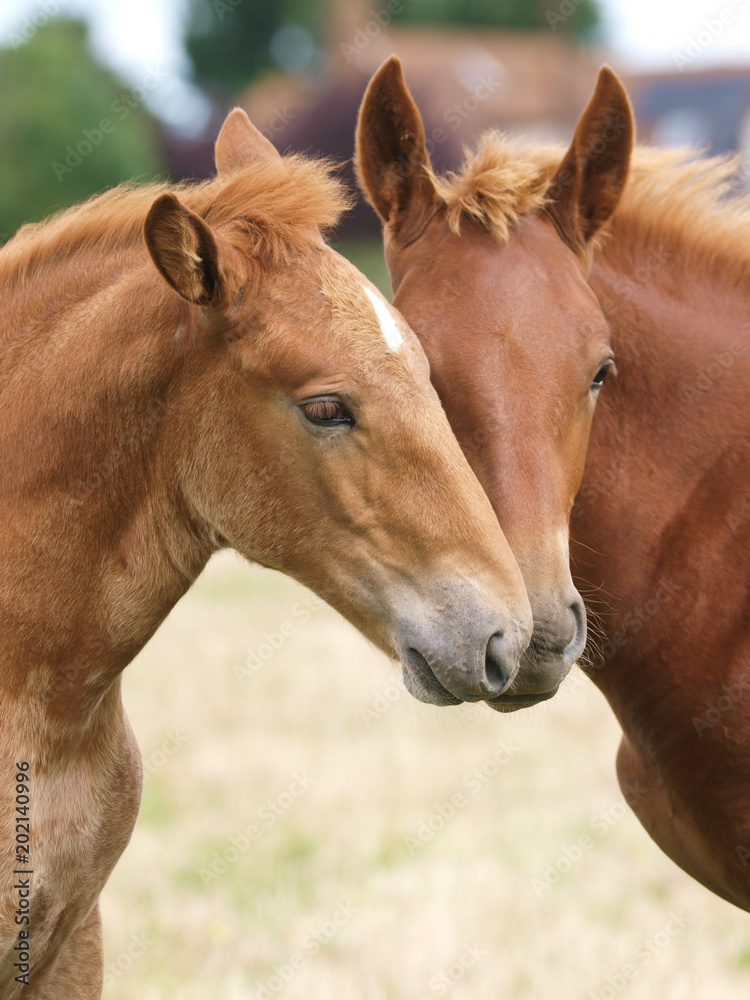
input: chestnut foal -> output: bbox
[357,59,750,910]
[0,109,533,997]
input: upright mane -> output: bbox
[431,134,750,285]
[0,155,352,284]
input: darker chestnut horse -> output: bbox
[357,59,750,911]
[0,109,533,997]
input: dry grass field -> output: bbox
[102,553,750,999]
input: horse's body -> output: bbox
[357,61,750,910]
[0,111,535,997]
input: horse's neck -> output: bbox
[575,237,750,649]
[0,257,214,721]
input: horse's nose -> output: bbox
[483,631,519,696]
[402,624,526,705]
[528,591,586,663]
[565,597,587,663]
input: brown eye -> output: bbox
[592,359,615,389]
[300,397,354,426]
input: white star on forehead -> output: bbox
[362,285,403,351]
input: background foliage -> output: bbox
[0,18,162,239]
[186,0,600,96]
[0,0,600,239]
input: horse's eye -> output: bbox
[301,398,354,426]
[592,360,615,389]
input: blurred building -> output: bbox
[162,3,750,235]
[626,67,750,157]
[232,23,605,235]
[240,26,607,154]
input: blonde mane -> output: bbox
[0,155,352,283]
[431,133,750,284]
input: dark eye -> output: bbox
[591,359,615,389]
[300,397,354,427]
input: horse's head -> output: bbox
[143,108,533,708]
[356,61,633,707]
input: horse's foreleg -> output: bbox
[29,902,103,1000]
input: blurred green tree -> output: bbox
[187,0,325,98]
[0,18,164,240]
[392,0,600,36]
[186,0,599,96]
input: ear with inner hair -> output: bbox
[143,108,280,307]
[356,57,634,256]
[355,55,438,243]
[545,66,634,255]
[143,193,241,307]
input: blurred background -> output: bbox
[3,0,750,278]
[3,1,750,996]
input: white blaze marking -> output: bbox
[363,285,403,351]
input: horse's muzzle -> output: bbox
[400,627,525,706]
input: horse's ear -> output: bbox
[546,66,633,253]
[355,55,438,242]
[215,107,281,175]
[144,193,237,307]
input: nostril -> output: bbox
[567,599,587,655]
[485,632,513,695]
[570,599,585,634]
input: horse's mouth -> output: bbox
[484,684,560,713]
[401,649,563,710]
[401,649,463,706]
[481,639,571,712]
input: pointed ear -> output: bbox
[144,193,238,307]
[355,56,438,242]
[215,107,281,175]
[546,66,633,253]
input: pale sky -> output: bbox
[598,0,750,67]
[1,0,749,132]
[0,0,210,133]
